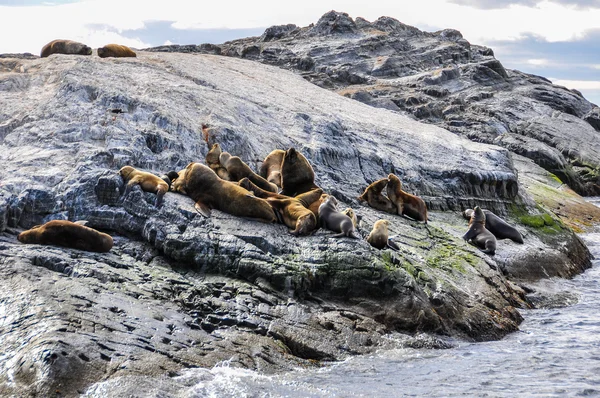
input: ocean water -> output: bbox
[170,197,600,397]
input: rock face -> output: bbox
[147,10,600,196]
[0,50,592,396]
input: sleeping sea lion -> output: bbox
[386,174,428,223]
[205,143,231,180]
[259,149,285,188]
[318,196,360,239]
[219,151,278,192]
[280,147,319,196]
[463,209,523,243]
[18,220,113,252]
[40,39,93,58]
[170,162,277,222]
[119,166,169,207]
[97,44,137,58]
[357,178,396,214]
[462,206,496,255]
[267,188,323,236]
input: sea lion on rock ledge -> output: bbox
[357,178,396,214]
[318,196,361,239]
[463,208,523,244]
[18,220,113,253]
[170,162,277,222]
[267,188,323,236]
[386,173,428,223]
[40,39,92,58]
[280,147,319,196]
[97,44,137,58]
[119,166,169,207]
[219,151,278,192]
[367,219,391,250]
[205,143,231,180]
[462,206,497,255]
[259,149,286,188]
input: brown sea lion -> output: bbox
[357,178,396,214]
[219,151,278,192]
[462,206,496,255]
[18,220,113,253]
[170,162,277,222]
[367,219,390,249]
[267,188,323,236]
[387,174,428,223]
[205,143,231,180]
[463,209,523,244]
[318,196,361,239]
[342,208,359,229]
[259,149,285,188]
[40,39,93,58]
[97,44,137,58]
[280,147,319,196]
[119,166,169,207]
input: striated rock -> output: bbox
[0,49,593,395]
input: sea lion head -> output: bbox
[119,165,135,180]
[267,170,282,187]
[462,209,474,220]
[219,151,231,166]
[81,45,93,56]
[388,173,401,190]
[17,230,33,243]
[472,206,486,224]
[326,195,338,208]
[285,147,298,161]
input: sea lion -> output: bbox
[205,143,231,180]
[259,149,285,188]
[367,219,390,249]
[119,166,169,207]
[341,208,359,229]
[97,44,137,58]
[463,209,523,244]
[170,162,277,222]
[40,39,92,58]
[267,188,323,236]
[280,147,319,196]
[386,174,428,223]
[18,220,113,253]
[462,206,497,255]
[219,151,278,193]
[357,178,396,214]
[318,196,361,239]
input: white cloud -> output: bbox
[550,78,600,90]
[527,58,549,66]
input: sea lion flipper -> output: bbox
[387,239,400,251]
[74,220,89,226]
[194,202,212,217]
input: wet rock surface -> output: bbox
[0,49,593,396]
[147,11,600,196]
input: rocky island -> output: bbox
[0,11,598,396]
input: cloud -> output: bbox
[551,79,600,90]
[447,0,600,9]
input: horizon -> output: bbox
[1,0,599,105]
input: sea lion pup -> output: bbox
[259,149,286,188]
[219,151,278,193]
[18,220,113,253]
[267,188,324,236]
[119,166,169,207]
[205,143,231,180]
[367,219,390,249]
[386,174,428,223]
[40,39,92,58]
[462,206,497,255]
[280,147,319,196]
[342,208,359,229]
[97,44,137,58]
[170,162,277,222]
[357,178,396,214]
[463,209,524,244]
[318,196,361,239]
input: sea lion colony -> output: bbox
[18,40,525,254]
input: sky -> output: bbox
[0,0,599,105]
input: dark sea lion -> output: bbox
[18,220,113,253]
[219,151,278,192]
[462,206,497,255]
[267,188,323,236]
[280,147,319,196]
[119,166,169,207]
[357,178,396,214]
[205,143,231,180]
[97,44,137,58]
[318,196,361,239]
[40,39,92,58]
[367,219,390,249]
[463,209,523,244]
[259,149,286,188]
[387,174,428,223]
[170,162,277,222]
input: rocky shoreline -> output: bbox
[0,12,597,397]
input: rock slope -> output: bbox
[148,11,600,196]
[0,51,591,396]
